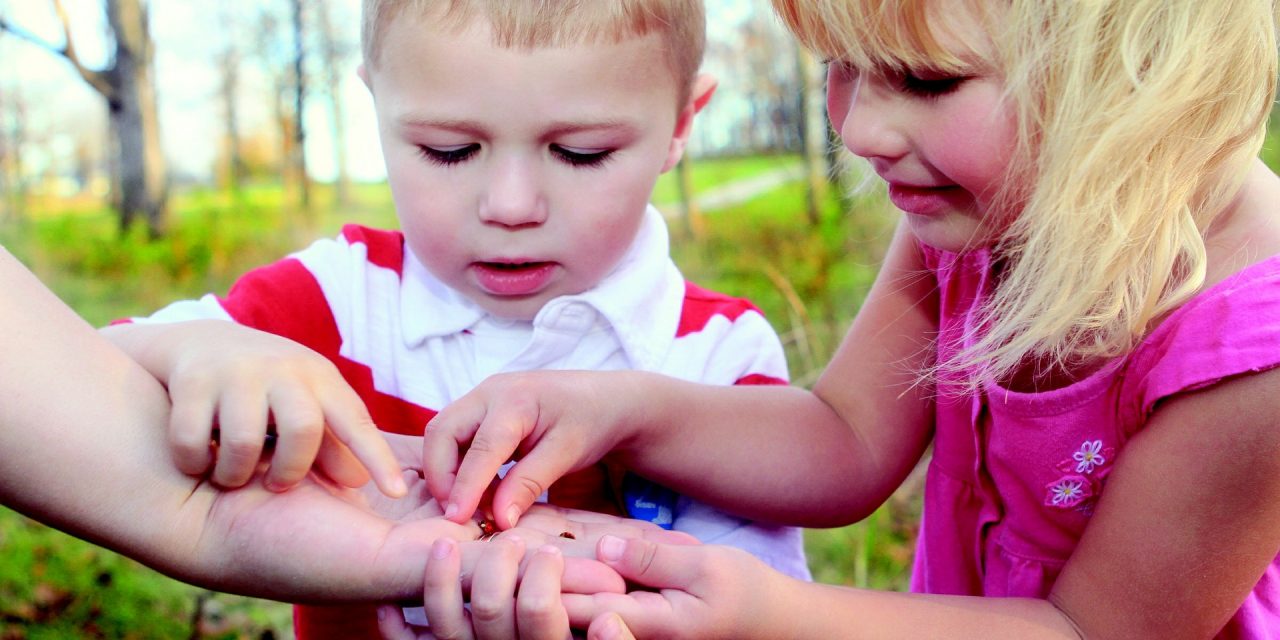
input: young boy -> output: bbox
[105,0,810,637]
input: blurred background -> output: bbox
[0,0,1275,637]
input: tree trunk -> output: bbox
[675,156,703,240]
[316,0,351,207]
[217,25,246,194]
[291,0,310,210]
[797,45,827,227]
[0,0,170,235]
[107,0,167,235]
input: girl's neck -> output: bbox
[1202,159,1280,288]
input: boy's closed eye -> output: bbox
[418,143,480,166]
[549,144,614,168]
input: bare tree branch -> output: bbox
[0,2,116,101]
[50,0,116,100]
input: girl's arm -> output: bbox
[615,221,939,525]
[427,221,938,528]
[567,364,1280,639]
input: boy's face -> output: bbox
[364,13,693,320]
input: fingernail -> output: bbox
[431,538,454,560]
[505,505,521,527]
[444,502,459,520]
[599,535,625,563]
[390,476,407,495]
[599,613,624,640]
[537,544,561,557]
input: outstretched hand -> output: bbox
[561,535,788,640]
[421,371,643,529]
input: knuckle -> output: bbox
[514,475,548,503]
[426,618,468,640]
[273,413,324,439]
[468,598,505,624]
[517,594,559,622]
[218,435,262,459]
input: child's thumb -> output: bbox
[595,534,699,589]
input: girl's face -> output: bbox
[826,12,1018,251]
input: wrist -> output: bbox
[607,371,673,465]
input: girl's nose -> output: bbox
[480,157,548,228]
[831,77,909,162]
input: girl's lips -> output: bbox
[887,183,965,216]
[470,261,558,296]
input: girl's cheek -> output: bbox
[825,67,856,142]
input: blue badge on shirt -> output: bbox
[621,473,677,529]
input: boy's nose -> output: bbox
[480,157,548,228]
[835,81,909,161]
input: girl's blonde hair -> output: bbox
[362,0,706,107]
[774,0,1279,388]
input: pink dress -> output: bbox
[913,245,1280,638]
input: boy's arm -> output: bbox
[428,222,936,528]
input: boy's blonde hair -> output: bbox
[774,0,1279,388]
[362,0,706,106]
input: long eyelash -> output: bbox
[550,145,613,168]
[417,144,479,166]
[897,73,965,98]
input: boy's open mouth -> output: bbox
[471,261,557,296]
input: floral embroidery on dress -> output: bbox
[1072,440,1106,473]
[1046,439,1115,511]
[1046,475,1092,508]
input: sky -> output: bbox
[0,0,792,184]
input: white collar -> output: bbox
[399,206,684,370]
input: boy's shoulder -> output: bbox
[292,224,408,277]
[676,280,767,337]
[333,224,406,269]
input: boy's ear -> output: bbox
[661,73,718,173]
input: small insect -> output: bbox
[559,531,576,539]
[477,517,498,540]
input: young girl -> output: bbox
[421,0,1280,637]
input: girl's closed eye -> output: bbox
[891,68,969,98]
[418,143,480,166]
[550,144,614,168]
